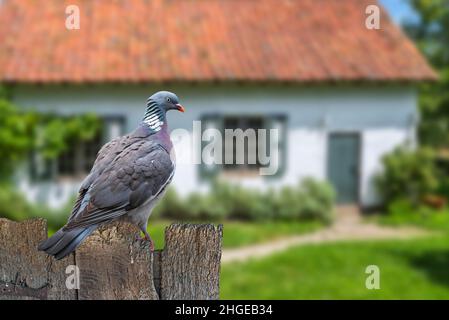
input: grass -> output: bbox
[220,234,449,299]
[148,219,324,250]
[374,207,449,232]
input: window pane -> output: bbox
[29,151,54,181]
[200,114,287,178]
[58,146,76,176]
[83,134,102,172]
[223,116,263,171]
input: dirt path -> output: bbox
[222,211,431,264]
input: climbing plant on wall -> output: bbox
[0,85,101,181]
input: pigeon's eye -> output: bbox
[167,97,171,103]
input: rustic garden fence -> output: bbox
[0,218,223,300]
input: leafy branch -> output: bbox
[0,89,101,182]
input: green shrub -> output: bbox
[0,185,72,230]
[376,147,439,206]
[296,178,335,224]
[274,185,304,220]
[1,178,335,228]
[32,195,78,230]
[437,178,449,200]
[0,185,31,221]
[209,181,241,219]
[185,192,209,220]
[154,178,335,223]
[273,179,335,224]
[214,182,273,221]
[152,188,187,220]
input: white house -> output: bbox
[0,0,436,209]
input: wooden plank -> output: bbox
[153,250,162,297]
[0,218,77,300]
[1,219,222,300]
[75,221,159,300]
[0,218,48,300]
[46,253,77,300]
[161,224,223,300]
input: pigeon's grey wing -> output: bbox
[80,134,139,190]
[76,125,153,193]
[67,188,89,224]
[64,141,174,230]
[67,135,127,223]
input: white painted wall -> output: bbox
[12,84,418,208]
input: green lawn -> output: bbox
[220,235,449,299]
[148,220,323,250]
[375,209,449,232]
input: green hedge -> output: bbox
[1,179,335,229]
[0,186,73,230]
[375,147,440,207]
[153,178,335,223]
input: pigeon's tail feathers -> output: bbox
[38,225,96,260]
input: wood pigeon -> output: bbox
[38,91,185,260]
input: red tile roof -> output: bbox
[0,0,437,83]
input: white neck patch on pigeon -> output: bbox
[143,99,164,132]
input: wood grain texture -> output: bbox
[75,221,159,300]
[153,250,162,297]
[46,253,77,300]
[0,218,48,300]
[0,219,222,300]
[0,218,77,300]
[161,224,223,300]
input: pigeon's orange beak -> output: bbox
[176,103,185,113]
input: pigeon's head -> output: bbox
[148,91,185,114]
[143,91,184,131]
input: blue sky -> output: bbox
[380,0,418,24]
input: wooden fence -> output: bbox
[0,218,223,300]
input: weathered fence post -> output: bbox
[161,224,223,300]
[0,218,223,300]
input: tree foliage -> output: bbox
[0,86,101,182]
[404,0,449,148]
[0,99,35,180]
